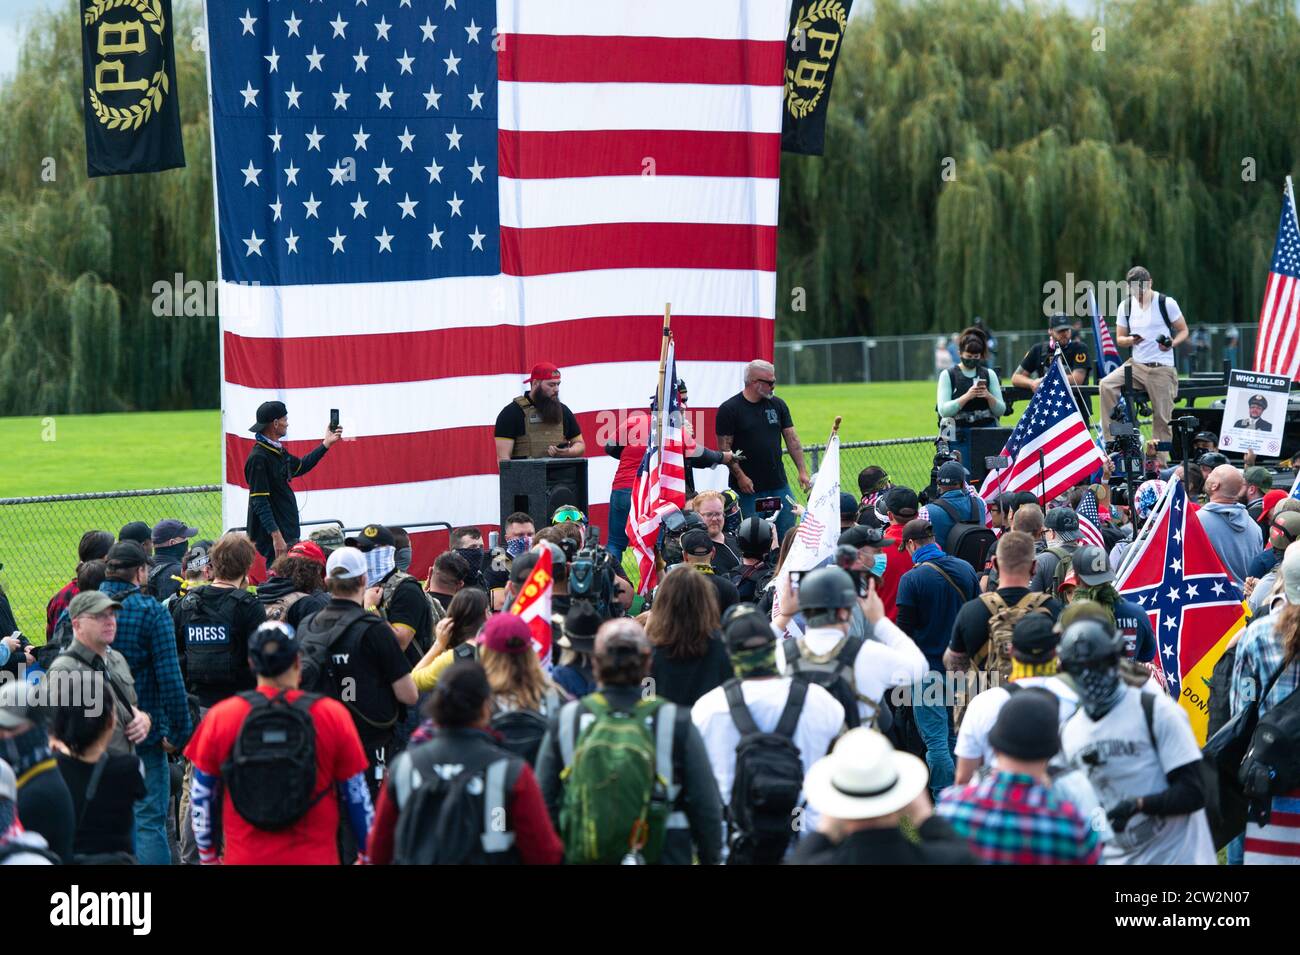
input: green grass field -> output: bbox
[0,381,1043,637]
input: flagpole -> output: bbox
[655,305,672,460]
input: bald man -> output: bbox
[1198,464,1264,585]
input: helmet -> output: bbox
[736,517,773,558]
[721,488,740,512]
[797,567,857,612]
[1057,619,1124,674]
[1197,452,1228,469]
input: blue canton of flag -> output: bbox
[209,1,499,285]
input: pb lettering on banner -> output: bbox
[81,0,185,177]
[781,0,854,156]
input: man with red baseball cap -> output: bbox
[494,362,586,462]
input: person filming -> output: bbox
[935,327,1005,469]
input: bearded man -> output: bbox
[494,362,586,461]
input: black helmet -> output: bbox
[1197,451,1228,469]
[736,517,772,558]
[797,566,857,612]
[682,510,707,531]
[1057,619,1124,673]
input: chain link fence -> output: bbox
[783,436,940,503]
[0,486,222,641]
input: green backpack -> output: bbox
[558,693,675,865]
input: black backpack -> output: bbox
[147,559,182,600]
[929,498,995,573]
[489,691,559,766]
[221,690,327,831]
[1239,678,1300,824]
[724,678,807,865]
[729,563,774,603]
[298,603,374,695]
[783,633,867,730]
[390,743,523,865]
[173,587,258,688]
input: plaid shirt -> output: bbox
[937,771,1101,865]
[1231,614,1300,719]
[46,578,78,640]
[99,579,193,750]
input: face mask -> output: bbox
[960,357,980,369]
[870,553,888,578]
[1075,663,1124,720]
[455,547,484,573]
[394,547,412,572]
[504,536,531,559]
[365,546,396,585]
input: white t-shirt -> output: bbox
[1119,293,1182,366]
[954,676,1080,766]
[1060,686,1216,865]
[692,677,846,836]
[775,620,928,723]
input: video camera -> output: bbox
[655,507,705,568]
[568,526,621,620]
[920,437,960,504]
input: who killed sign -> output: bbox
[81,0,185,177]
[1219,369,1291,456]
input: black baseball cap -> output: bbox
[1010,613,1059,662]
[900,519,935,544]
[249,400,289,434]
[119,521,151,544]
[345,523,396,552]
[248,621,300,677]
[1049,313,1072,330]
[838,524,885,549]
[682,528,714,557]
[1044,508,1080,540]
[885,486,919,518]
[840,492,859,518]
[106,540,149,570]
[152,519,199,545]
[936,462,966,487]
[1193,431,1218,445]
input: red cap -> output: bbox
[525,362,561,383]
[287,540,327,567]
[481,613,533,655]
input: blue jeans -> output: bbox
[606,487,632,560]
[1227,833,1244,865]
[913,672,956,797]
[739,484,796,540]
[135,745,173,865]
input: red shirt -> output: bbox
[185,685,369,865]
[46,579,79,639]
[611,409,699,491]
[877,541,912,622]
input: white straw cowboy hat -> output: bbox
[803,728,929,820]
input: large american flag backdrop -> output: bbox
[203,1,786,569]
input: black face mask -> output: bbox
[455,547,483,572]
[960,357,981,370]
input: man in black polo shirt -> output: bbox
[715,359,812,540]
[346,523,434,663]
[1012,314,1093,424]
[244,400,343,568]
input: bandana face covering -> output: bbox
[731,643,779,680]
[455,547,484,573]
[504,536,531,559]
[365,545,396,585]
[1075,663,1124,720]
[394,547,413,572]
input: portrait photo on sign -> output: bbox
[1220,369,1291,455]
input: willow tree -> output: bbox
[0,0,216,416]
[778,0,1300,339]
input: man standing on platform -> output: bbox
[494,362,586,462]
[715,360,812,540]
[245,401,343,568]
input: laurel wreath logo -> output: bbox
[84,0,169,131]
[784,0,848,120]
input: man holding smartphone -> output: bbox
[245,400,344,568]
[1099,266,1189,463]
[716,359,812,540]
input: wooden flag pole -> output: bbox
[655,305,672,455]
[830,416,842,440]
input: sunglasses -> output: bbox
[754,378,776,386]
[552,507,585,524]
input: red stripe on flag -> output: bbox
[499,35,786,86]
[1244,837,1300,858]
[225,409,719,490]
[500,223,778,276]
[499,130,781,180]
[223,316,773,389]
[1261,811,1300,829]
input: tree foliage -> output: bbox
[778,0,1300,339]
[0,0,1297,414]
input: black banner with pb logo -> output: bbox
[81,0,185,177]
[781,0,853,156]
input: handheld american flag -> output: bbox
[1254,176,1300,380]
[1089,286,1121,380]
[980,358,1107,507]
[1115,480,1248,744]
[202,2,785,549]
[1075,487,1106,549]
[627,337,686,594]
[773,429,840,596]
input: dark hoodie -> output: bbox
[172,584,266,707]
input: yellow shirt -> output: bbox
[412,647,458,692]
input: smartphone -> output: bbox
[329,408,340,432]
[755,496,782,515]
